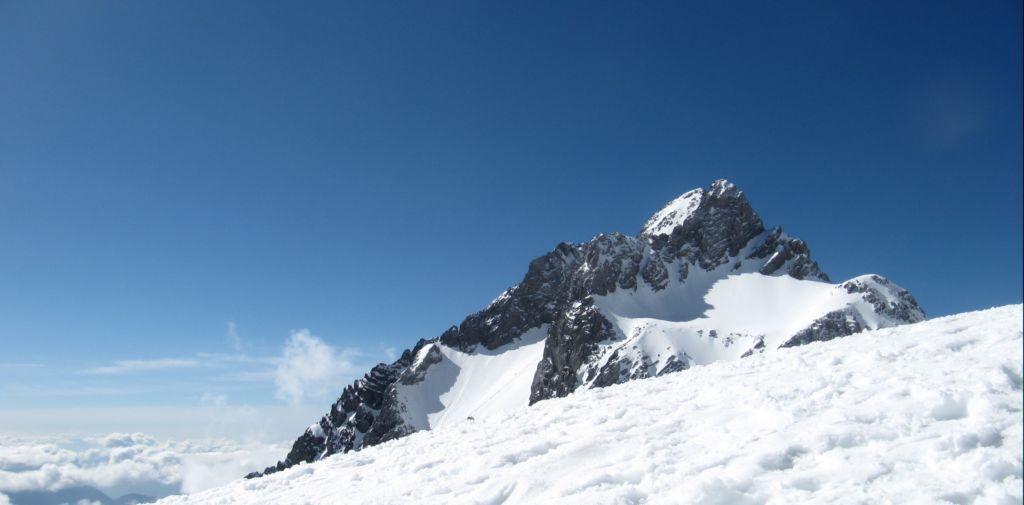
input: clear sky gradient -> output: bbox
[1,1,1021,420]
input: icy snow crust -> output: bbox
[398,326,549,430]
[159,305,1023,505]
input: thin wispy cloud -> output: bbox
[216,370,277,382]
[88,358,200,374]
[85,353,277,376]
[2,384,147,397]
[63,330,366,407]
[199,392,228,407]
[226,321,243,353]
[194,353,278,366]
[0,363,43,370]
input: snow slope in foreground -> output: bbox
[160,305,1023,505]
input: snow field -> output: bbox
[158,305,1023,505]
[397,326,549,430]
[591,271,919,378]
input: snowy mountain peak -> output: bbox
[641,188,704,237]
[639,179,758,239]
[248,179,925,480]
[708,177,739,197]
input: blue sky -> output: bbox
[0,1,1021,425]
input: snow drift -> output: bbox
[159,305,1023,505]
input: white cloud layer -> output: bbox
[0,328,375,499]
[274,329,360,405]
[0,432,285,498]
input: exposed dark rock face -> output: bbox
[248,179,923,479]
[439,242,580,352]
[779,309,867,349]
[750,227,830,282]
[530,299,617,403]
[841,275,924,323]
[249,345,420,478]
[361,382,417,447]
[652,180,767,272]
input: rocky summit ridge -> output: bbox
[248,179,924,479]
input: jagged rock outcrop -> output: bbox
[249,344,421,477]
[248,179,924,479]
[842,275,923,323]
[530,299,617,403]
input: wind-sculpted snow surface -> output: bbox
[160,305,1023,505]
[250,179,924,478]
